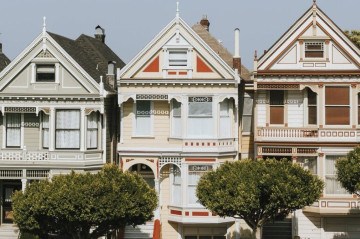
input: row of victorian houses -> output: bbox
[0,1,359,239]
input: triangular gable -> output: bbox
[0,32,101,95]
[119,17,236,81]
[258,4,360,72]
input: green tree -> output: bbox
[336,147,360,196]
[12,164,157,239]
[196,159,323,239]
[345,30,360,48]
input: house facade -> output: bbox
[117,9,249,239]
[254,2,360,239]
[0,22,124,227]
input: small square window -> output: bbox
[305,42,324,58]
[169,50,187,67]
[36,65,55,82]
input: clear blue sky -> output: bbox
[1,0,359,69]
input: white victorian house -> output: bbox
[253,2,360,239]
[117,7,249,239]
[0,22,124,228]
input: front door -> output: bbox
[3,184,22,223]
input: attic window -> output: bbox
[169,50,188,67]
[36,65,55,82]
[305,42,324,58]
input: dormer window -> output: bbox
[36,64,55,82]
[305,42,324,58]
[169,50,188,67]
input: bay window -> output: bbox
[6,113,21,148]
[187,97,213,138]
[325,86,349,125]
[135,101,152,136]
[87,112,99,149]
[55,110,80,149]
[325,155,348,195]
[171,100,182,137]
[270,91,284,125]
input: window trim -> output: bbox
[31,63,59,84]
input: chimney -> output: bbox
[106,61,116,89]
[233,28,241,75]
[94,25,105,43]
[200,15,210,31]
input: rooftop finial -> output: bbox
[176,1,180,18]
[43,16,46,33]
[313,0,317,7]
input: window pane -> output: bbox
[270,106,284,124]
[242,115,252,133]
[308,89,317,105]
[87,112,98,149]
[36,65,55,82]
[136,101,151,116]
[325,107,350,125]
[172,166,181,205]
[297,157,317,175]
[325,87,349,105]
[172,100,181,117]
[136,101,151,135]
[308,106,317,125]
[187,118,213,138]
[42,113,49,149]
[56,110,80,149]
[305,51,323,58]
[220,99,229,117]
[270,91,284,105]
[325,156,348,195]
[169,51,187,67]
[243,97,253,115]
[189,102,212,116]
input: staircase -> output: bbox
[0,224,19,239]
[124,221,154,239]
[262,218,292,239]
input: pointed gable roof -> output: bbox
[192,23,251,81]
[48,32,125,90]
[118,16,238,82]
[257,3,360,73]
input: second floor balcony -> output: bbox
[256,127,360,143]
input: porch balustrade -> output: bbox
[256,127,360,142]
[0,149,103,161]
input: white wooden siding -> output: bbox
[295,210,321,239]
[257,91,266,127]
[287,91,304,127]
[0,115,2,147]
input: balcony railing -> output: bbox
[256,127,360,142]
[182,138,237,153]
[0,150,103,161]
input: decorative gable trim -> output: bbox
[196,56,213,73]
[143,56,160,72]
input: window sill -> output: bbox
[300,59,329,63]
[131,136,155,139]
[31,82,59,85]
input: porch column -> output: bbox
[21,178,27,192]
[154,178,160,219]
[80,108,86,151]
[49,108,55,151]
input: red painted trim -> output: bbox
[192,211,209,216]
[170,210,182,215]
[185,158,216,162]
[179,71,187,75]
[196,56,213,72]
[143,56,160,72]
[185,211,190,216]
[168,71,177,75]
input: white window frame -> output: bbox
[31,63,60,84]
[219,99,232,138]
[187,96,214,139]
[41,112,50,149]
[324,155,349,196]
[87,111,99,149]
[133,100,154,137]
[55,109,81,149]
[187,164,213,207]
[170,99,182,138]
[5,113,22,148]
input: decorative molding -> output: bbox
[4,107,36,113]
[136,94,168,100]
[146,159,154,163]
[257,84,299,89]
[159,157,182,170]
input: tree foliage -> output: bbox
[196,159,323,239]
[345,30,360,49]
[336,147,360,196]
[12,164,158,239]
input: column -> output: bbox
[80,108,85,151]
[49,108,55,151]
[154,178,160,219]
[234,216,241,239]
[21,178,27,192]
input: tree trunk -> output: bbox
[253,226,262,239]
